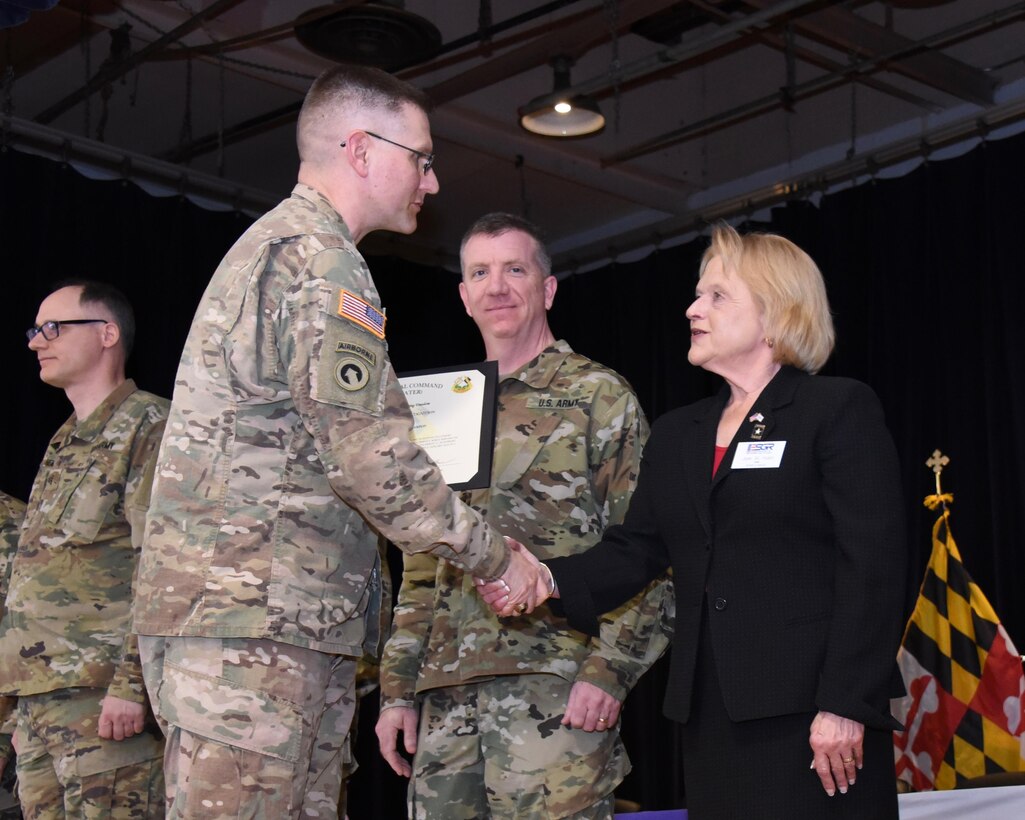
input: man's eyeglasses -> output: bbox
[341,131,435,176]
[26,319,108,343]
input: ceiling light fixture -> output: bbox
[519,55,605,138]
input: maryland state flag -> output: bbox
[893,492,1025,790]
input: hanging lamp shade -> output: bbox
[519,56,605,138]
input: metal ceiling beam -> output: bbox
[423,0,684,106]
[400,0,592,81]
[169,0,823,174]
[530,0,822,107]
[432,104,696,215]
[151,0,367,61]
[603,2,1021,164]
[685,0,940,111]
[33,0,249,125]
[161,1,595,163]
[4,2,111,77]
[551,94,1025,273]
[1,113,277,214]
[160,100,300,164]
[743,0,996,105]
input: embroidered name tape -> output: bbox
[526,396,580,409]
[338,290,386,339]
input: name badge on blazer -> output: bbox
[731,441,786,469]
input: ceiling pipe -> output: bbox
[518,0,822,114]
[603,1,1025,165]
[552,97,1025,273]
[160,0,592,163]
[33,0,249,125]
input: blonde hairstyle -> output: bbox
[701,223,835,374]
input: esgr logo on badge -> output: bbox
[731,440,786,469]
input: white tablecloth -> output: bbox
[898,784,1025,819]
[616,785,1025,819]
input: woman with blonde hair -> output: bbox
[484,223,908,818]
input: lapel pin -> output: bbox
[749,412,764,423]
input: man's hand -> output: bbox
[376,705,418,778]
[98,695,146,741]
[808,710,864,796]
[476,539,549,616]
[562,681,622,733]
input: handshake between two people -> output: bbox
[477,538,556,617]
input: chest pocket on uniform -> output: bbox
[42,448,121,542]
[493,413,565,490]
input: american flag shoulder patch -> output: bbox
[337,290,386,339]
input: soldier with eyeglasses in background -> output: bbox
[0,280,168,817]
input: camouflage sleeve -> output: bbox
[284,249,510,579]
[0,694,15,762]
[110,415,166,704]
[354,537,393,700]
[0,492,26,615]
[575,388,673,700]
[378,551,439,710]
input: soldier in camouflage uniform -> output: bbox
[376,214,673,819]
[133,66,542,820]
[0,281,167,817]
[0,491,25,784]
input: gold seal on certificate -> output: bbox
[398,361,498,490]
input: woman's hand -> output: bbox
[808,710,864,796]
[475,541,551,616]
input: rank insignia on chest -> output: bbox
[338,290,386,339]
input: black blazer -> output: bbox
[550,366,907,730]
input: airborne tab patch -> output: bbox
[338,290,386,339]
[335,340,378,366]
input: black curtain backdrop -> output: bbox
[3,128,1025,816]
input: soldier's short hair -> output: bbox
[460,213,552,277]
[297,65,431,162]
[51,278,136,358]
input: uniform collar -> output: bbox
[506,340,573,389]
[290,183,355,244]
[66,379,138,443]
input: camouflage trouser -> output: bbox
[411,674,628,820]
[13,687,164,819]
[139,636,356,820]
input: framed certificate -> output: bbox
[398,361,498,491]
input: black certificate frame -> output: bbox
[397,360,499,491]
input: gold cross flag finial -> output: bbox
[924,450,953,511]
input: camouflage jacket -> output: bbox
[0,492,25,616]
[380,342,673,707]
[0,380,168,702]
[134,184,509,656]
[0,492,24,760]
